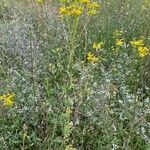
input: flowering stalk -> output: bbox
[58,1,100,148]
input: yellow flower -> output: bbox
[36,0,44,4]
[92,42,103,49]
[87,52,94,60]
[87,2,100,9]
[80,0,90,3]
[91,56,98,63]
[59,5,82,16]
[115,39,124,46]
[59,7,68,15]
[0,93,15,106]
[87,52,98,63]
[4,99,13,106]
[67,5,82,16]
[138,46,149,57]
[86,1,100,15]
[130,39,144,48]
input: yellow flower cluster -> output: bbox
[115,38,124,46]
[130,39,144,48]
[0,93,15,106]
[80,0,90,3]
[137,46,149,57]
[59,0,100,16]
[86,1,99,9]
[92,42,103,49]
[59,4,82,16]
[113,30,124,47]
[87,52,98,63]
[86,1,100,15]
[130,38,149,57]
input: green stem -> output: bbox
[67,17,79,72]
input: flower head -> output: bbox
[130,39,144,48]
[59,5,82,16]
[80,0,90,3]
[138,46,149,57]
[87,52,98,63]
[92,42,103,49]
[87,2,100,9]
[59,7,68,15]
[0,93,15,106]
[115,39,124,46]
[86,1,100,15]
[68,5,82,16]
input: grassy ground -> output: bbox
[0,0,150,149]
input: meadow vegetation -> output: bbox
[0,0,150,149]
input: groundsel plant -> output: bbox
[58,0,100,148]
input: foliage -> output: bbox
[0,0,150,149]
